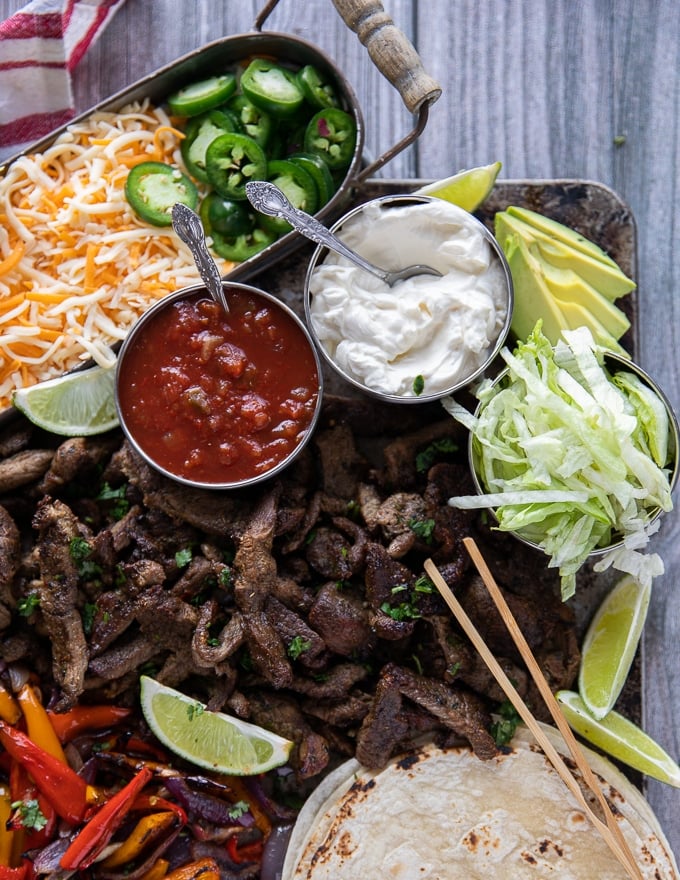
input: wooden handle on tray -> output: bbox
[331,0,442,113]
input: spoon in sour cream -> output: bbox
[245,181,442,287]
[172,202,229,312]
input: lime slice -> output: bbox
[556,690,680,787]
[139,676,293,775]
[12,366,119,436]
[578,574,651,719]
[416,162,502,212]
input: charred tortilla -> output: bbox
[282,724,678,879]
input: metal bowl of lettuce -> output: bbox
[444,327,679,600]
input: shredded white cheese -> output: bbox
[0,100,231,409]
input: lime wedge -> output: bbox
[416,162,502,212]
[578,574,651,719]
[556,690,680,787]
[12,366,119,436]
[139,676,293,775]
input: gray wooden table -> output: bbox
[1,0,678,859]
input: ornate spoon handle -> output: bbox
[172,203,229,312]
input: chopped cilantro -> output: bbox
[227,800,250,820]
[380,600,421,621]
[413,374,425,395]
[409,518,435,543]
[287,635,312,660]
[11,799,47,831]
[175,547,193,569]
[218,567,232,588]
[187,701,204,722]
[96,482,130,519]
[413,575,434,593]
[415,437,458,473]
[490,699,521,745]
[69,537,102,580]
[447,661,461,677]
[17,593,40,617]
[81,602,97,635]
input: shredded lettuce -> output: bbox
[446,324,674,599]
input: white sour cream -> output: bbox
[307,199,509,398]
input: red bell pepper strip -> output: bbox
[8,762,56,851]
[132,793,188,825]
[226,835,264,865]
[60,766,153,871]
[0,721,88,825]
[0,864,28,880]
[47,705,132,743]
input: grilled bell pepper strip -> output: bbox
[0,721,88,825]
[99,811,178,868]
[139,858,170,880]
[16,684,66,763]
[205,132,267,200]
[163,858,220,880]
[47,705,132,743]
[0,686,20,725]
[0,865,28,880]
[132,793,187,825]
[60,766,153,870]
[303,107,356,171]
[226,835,264,865]
[0,783,15,866]
[240,59,304,118]
[8,762,56,851]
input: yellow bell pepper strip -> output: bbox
[132,793,188,825]
[0,721,88,825]
[0,686,20,725]
[227,777,272,838]
[0,782,16,866]
[99,811,178,868]
[15,684,67,763]
[60,766,153,871]
[162,857,220,880]
[47,705,132,743]
[139,858,170,880]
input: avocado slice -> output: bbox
[505,234,570,344]
[495,211,636,301]
[506,206,621,269]
[538,258,631,341]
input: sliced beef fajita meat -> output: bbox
[356,662,497,769]
[0,504,21,626]
[243,612,292,689]
[289,662,369,700]
[308,582,375,658]
[32,497,90,708]
[376,418,466,490]
[38,435,121,494]
[192,604,245,667]
[0,449,54,493]
[265,596,326,669]
[233,487,280,613]
[247,691,329,779]
[363,542,418,640]
[114,441,254,536]
[314,422,367,501]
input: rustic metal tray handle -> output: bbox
[255,0,441,179]
[331,0,441,114]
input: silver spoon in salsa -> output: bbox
[171,203,229,312]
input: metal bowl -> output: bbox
[468,351,679,554]
[303,194,514,405]
[115,281,323,490]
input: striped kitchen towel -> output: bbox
[0,0,125,155]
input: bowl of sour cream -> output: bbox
[303,194,513,403]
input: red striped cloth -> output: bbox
[0,0,125,154]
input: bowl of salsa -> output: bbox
[115,281,323,489]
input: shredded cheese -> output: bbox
[0,100,234,409]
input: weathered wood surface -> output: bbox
[1,0,679,857]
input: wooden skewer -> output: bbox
[424,544,644,880]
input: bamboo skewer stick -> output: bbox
[424,545,644,880]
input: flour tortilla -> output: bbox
[282,723,678,879]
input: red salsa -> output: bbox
[117,288,320,485]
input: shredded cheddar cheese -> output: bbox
[0,100,234,410]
